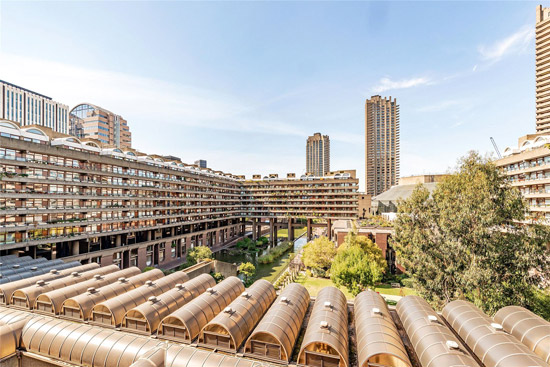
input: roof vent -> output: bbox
[280,296,290,304]
[71,272,80,277]
[36,280,46,286]
[118,277,127,283]
[446,340,459,350]
[50,269,59,274]
[148,296,158,303]
[145,280,154,286]
[372,307,382,315]
[224,307,233,314]
[87,287,96,293]
[13,265,20,269]
[175,283,185,290]
[241,292,250,298]
[94,275,102,280]
[206,288,214,294]
[428,315,438,322]
[30,267,38,271]
[491,323,504,331]
[320,321,329,329]
[324,301,332,309]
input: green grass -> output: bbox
[257,255,293,283]
[277,226,307,238]
[374,284,417,296]
[294,274,417,299]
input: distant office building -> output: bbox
[306,133,330,176]
[536,5,550,132]
[195,159,207,168]
[69,103,131,149]
[0,80,69,134]
[365,95,400,196]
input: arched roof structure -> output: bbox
[90,271,189,327]
[122,273,215,335]
[0,308,42,359]
[61,269,164,321]
[297,286,349,367]
[0,260,83,285]
[198,279,276,352]
[493,306,550,363]
[0,263,99,305]
[354,291,411,367]
[158,276,244,343]
[21,317,162,367]
[396,296,478,367]
[35,267,141,315]
[244,283,309,362]
[10,264,119,310]
[442,300,547,367]
[164,344,266,367]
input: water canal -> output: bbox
[214,235,308,283]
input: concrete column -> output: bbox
[115,235,122,247]
[147,231,152,241]
[252,219,258,241]
[288,218,294,241]
[71,241,79,256]
[257,221,262,240]
[269,218,276,244]
[307,219,313,241]
[327,219,332,240]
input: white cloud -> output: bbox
[478,25,534,63]
[372,76,432,93]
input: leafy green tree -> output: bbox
[238,262,256,285]
[302,236,337,277]
[187,245,213,265]
[331,231,386,296]
[394,151,550,314]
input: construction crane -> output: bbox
[490,137,502,159]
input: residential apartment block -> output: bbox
[365,95,400,196]
[306,133,330,176]
[496,6,550,222]
[536,5,550,132]
[69,103,132,149]
[0,81,69,135]
[0,120,358,269]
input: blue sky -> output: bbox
[0,1,539,190]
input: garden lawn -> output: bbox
[294,274,417,299]
[277,227,307,238]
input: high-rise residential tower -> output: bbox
[306,133,330,176]
[365,95,400,196]
[536,5,550,132]
[69,103,132,149]
[0,80,70,134]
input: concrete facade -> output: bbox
[306,132,330,177]
[536,5,550,132]
[365,95,400,196]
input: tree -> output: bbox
[187,245,213,265]
[238,262,256,285]
[302,236,337,277]
[393,151,550,314]
[331,230,386,296]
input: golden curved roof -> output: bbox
[61,269,164,321]
[199,279,276,352]
[0,263,100,305]
[244,283,309,362]
[297,286,349,367]
[164,344,266,367]
[35,267,140,315]
[493,305,550,363]
[158,276,244,343]
[11,265,119,310]
[442,300,548,367]
[396,296,478,367]
[354,291,411,367]
[122,273,215,334]
[90,271,189,327]
[21,317,162,367]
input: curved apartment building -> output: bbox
[0,120,358,268]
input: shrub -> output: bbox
[187,245,213,265]
[143,266,155,272]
